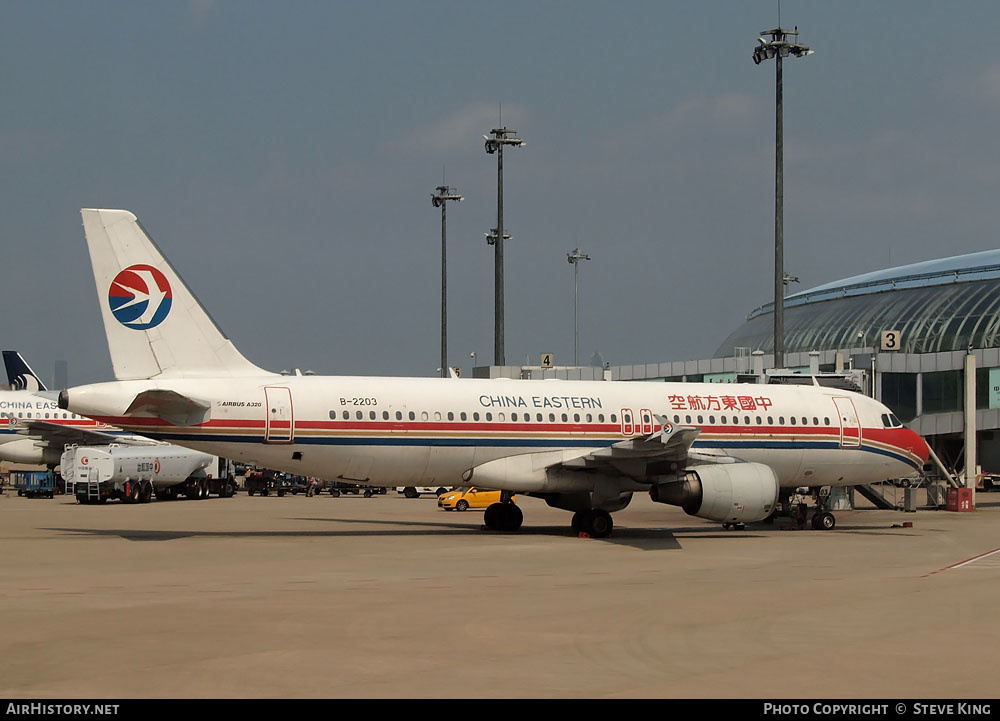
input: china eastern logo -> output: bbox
[109,265,173,330]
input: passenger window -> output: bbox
[473,413,480,421]
[812,417,818,425]
[448,412,454,421]
[434,412,441,421]
[356,411,363,420]
[396,411,403,420]
[460,412,467,421]
[824,417,830,425]
[574,413,580,422]
[561,413,568,422]
[756,416,762,425]
[709,415,715,424]
[586,414,592,422]
[548,413,555,422]
[744,416,750,425]
[409,411,415,420]
[697,415,704,424]
[611,414,618,423]
[382,411,389,420]
[537,413,543,422]
[511,413,518,421]
[485,413,492,421]
[790,416,796,425]
[342,411,349,420]
[369,411,376,420]
[498,413,505,422]
[767,416,773,425]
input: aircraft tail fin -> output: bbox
[3,351,47,391]
[80,209,272,381]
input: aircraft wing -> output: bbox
[123,389,212,426]
[1,417,159,449]
[555,423,704,478]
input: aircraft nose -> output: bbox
[905,428,930,466]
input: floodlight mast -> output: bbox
[753,26,812,370]
[484,127,525,366]
[431,185,463,378]
[567,248,591,366]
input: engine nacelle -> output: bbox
[0,438,61,467]
[649,462,779,523]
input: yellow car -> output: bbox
[438,486,515,511]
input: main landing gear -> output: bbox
[484,497,523,532]
[571,509,614,538]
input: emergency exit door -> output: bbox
[264,386,294,443]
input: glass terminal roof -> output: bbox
[716,250,1000,356]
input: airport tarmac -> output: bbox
[1,488,998,699]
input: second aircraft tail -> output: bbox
[80,209,272,381]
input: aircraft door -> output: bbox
[264,386,294,443]
[833,397,861,447]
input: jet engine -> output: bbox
[649,462,779,523]
[0,438,62,467]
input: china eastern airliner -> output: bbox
[0,351,137,466]
[59,209,930,537]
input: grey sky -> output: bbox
[3,1,999,386]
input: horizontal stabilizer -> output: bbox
[124,389,212,427]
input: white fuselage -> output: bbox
[0,390,116,466]
[62,376,929,494]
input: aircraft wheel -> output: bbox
[571,511,586,533]
[502,503,523,531]
[587,510,613,538]
[812,512,836,530]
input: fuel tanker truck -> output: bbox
[61,443,237,504]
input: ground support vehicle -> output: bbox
[13,470,60,498]
[62,444,235,504]
[244,470,291,497]
[397,486,451,498]
[329,482,387,497]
